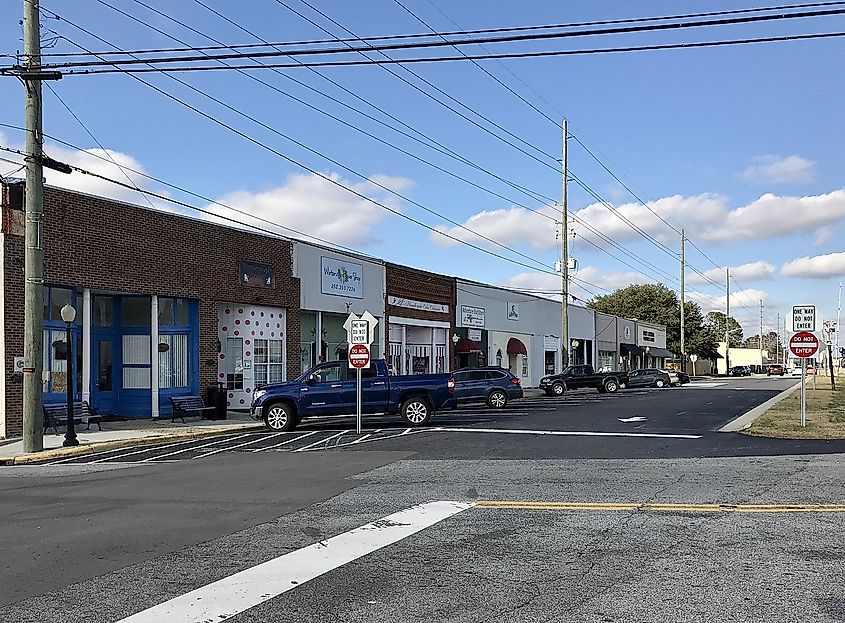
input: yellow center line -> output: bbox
[474,501,845,513]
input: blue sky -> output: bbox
[1,1,844,340]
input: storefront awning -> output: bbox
[620,343,644,357]
[506,337,528,356]
[456,338,481,353]
[646,347,674,359]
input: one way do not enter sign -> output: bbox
[348,344,370,369]
[789,331,819,358]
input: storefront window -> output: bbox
[122,334,151,389]
[123,297,151,327]
[254,339,284,386]
[159,334,189,389]
[93,296,113,327]
[598,350,615,372]
[224,338,244,390]
[158,298,174,325]
[158,298,191,326]
[47,287,73,322]
[522,355,528,377]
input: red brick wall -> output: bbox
[385,263,456,363]
[2,183,301,436]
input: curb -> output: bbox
[717,382,802,433]
[0,422,264,465]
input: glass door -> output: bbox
[92,336,117,415]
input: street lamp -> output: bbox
[60,303,79,447]
[645,345,651,367]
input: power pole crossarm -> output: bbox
[22,0,46,452]
[561,118,569,368]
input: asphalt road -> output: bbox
[3,376,845,622]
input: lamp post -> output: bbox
[571,339,579,365]
[452,333,460,370]
[645,345,651,368]
[60,303,79,447]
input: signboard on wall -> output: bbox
[388,296,449,314]
[468,329,482,342]
[321,256,363,299]
[461,305,485,328]
[506,302,520,321]
[240,261,275,288]
[543,336,560,351]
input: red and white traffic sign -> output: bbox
[789,331,819,358]
[348,343,370,369]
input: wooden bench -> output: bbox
[169,395,216,423]
[43,401,102,435]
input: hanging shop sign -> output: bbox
[321,256,363,299]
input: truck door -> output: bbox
[300,362,351,416]
[347,364,390,414]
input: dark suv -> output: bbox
[626,368,672,388]
[452,367,523,409]
[767,364,785,376]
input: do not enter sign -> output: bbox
[348,343,370,369]
[789,331,819,358]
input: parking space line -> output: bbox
[115,500,473,623]
[474,501,845,513]
[85,437,229,464]
[192,433,286,459]
[331,428,426,449]
[252,430,319,452]
[292,431,349,452]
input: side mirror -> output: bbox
[306,375,317,386]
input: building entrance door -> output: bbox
[92,335,118,415]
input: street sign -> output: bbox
[350,319,368,345]
[789,331,820,358]
[792,305,816,332]
[689,354,698,363]
[348,343,370,369]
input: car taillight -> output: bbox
[511,377,521,384]
[447,378,455,393]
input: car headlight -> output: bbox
[252,389,267,403]
[540,377,549,383]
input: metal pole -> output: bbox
[561,118,569,367]
[356,366,362,435]
[725,267,730,375]
[777,313,781,364]
[63,321,78,447]
[760,299,764,370]
[829,343,836,390]
[801,358,807,427]
[680,229,685,374]
[22,0,45,452]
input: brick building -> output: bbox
[385,263,456,376]
[0,182,300,437]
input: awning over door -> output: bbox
[620,343,644,357]
[646,347,674,358]
[456,338,481,353]
[506,337,528,356]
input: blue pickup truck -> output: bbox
[250,359,456,431]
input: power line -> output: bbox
[34,1,845,59]
[29,5,845,70]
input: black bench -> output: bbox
[43,401,102,435]
[169,395,216,423]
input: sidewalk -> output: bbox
[0,412,263,465]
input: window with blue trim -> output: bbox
[42,286,81,397]
[158,298,192,390]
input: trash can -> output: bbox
[205,382,227,420]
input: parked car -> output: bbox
[661,369,690,386]
[729,365,752,377]
[677,370,691,385]
[789,366,803,377]
[767,364,785,376]
[627,368,672,388]
[452,367,523,408]
[539,364,628,396]
[250,359,456,431]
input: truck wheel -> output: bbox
[654,379,666,388]
[401,397,432,426]
[604,379,619,393]
[551,382,565,396]
[264,403,297,431]
[487,390,508,409]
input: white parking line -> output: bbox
[251,430,319,452]
[434,427,702,440]
[138,433,256,462]
[191,432,287,459]
[115,500,473,623]
[292,430,349,452]
[324,428,427,450]
[85,437,230,465]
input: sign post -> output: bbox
[789,329,820,427]
[344,311,378,435]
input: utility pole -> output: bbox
[560,118,569,367]
[837,282,842,366]
[679,229,685,374]
[22,0,45,453]
[760,299,764,368]
[777,312,781,364]
[725,267,730,375]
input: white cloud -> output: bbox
[206,172,411,246]
[781,251,845,279]
[742,155,816,184]
[687,261,774,286]
[502,267,651,303]
[430,205,558,250]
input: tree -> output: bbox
[705,311,743,348]
[588,283,715,357]
[743,331,784,360]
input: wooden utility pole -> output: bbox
[680,229,685,373]
[725,268,730,375]
[561,118,569,367]
[22,0,45,452]
[760,300,764,368]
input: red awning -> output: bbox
[456,338,481,353]
[506,337,527,355]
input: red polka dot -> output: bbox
[270,333,275,338]
[251,311,255,316]
[245,320,250,325]
[222,326,228,332]
[270,313,274,318]
[276,323,281,328]
[260,312,264,317]
[219,373,224,378]
[238,308,243,314]
[245,340,251,345]
[219,353,225,359]
[251,331,255,336]
[235,319,241,325]
[234,330,239,336]
[260,331,264,336]
[224,308,230,315]
[227,400,232,406]
[228,393,234,398]
[246,388,252,393]
[246,351,251,357]
[239,399,245,404]
[265,322,270,328]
